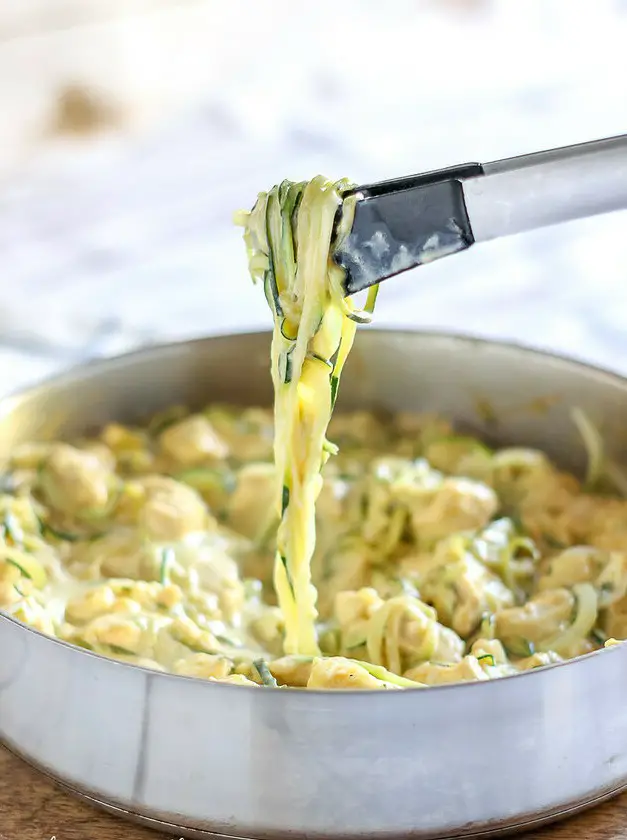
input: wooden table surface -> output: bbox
[1,745,627,840]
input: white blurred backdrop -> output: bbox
[1,0,627,388]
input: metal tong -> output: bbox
[336,134,627,295]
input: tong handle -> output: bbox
[462,134,627,242]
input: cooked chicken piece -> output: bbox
[417,539,515,639]
[138,476,212,540]
[227,463,276,540]
[393,412,453,449]
[314,540,374,620]
[270,655,314,687]
[399,477,498,549]
[405,656,488,685]
[65,585,117,623]
[424,437,492,478]
[495,588,575,651]
[210,673,258,686]
[516,651,563,671]
[40,443,113,516]
[206,407,274,462]
[307,656,400,690]
[160,414,229,466]
[537,546,608,592]
[328,411,388,448]
[173,653,232,680]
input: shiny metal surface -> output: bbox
[463,133,627,241]
[339,134,627,293]
[2,329,627,839]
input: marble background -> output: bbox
[1,0,627,393]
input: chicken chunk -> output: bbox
[138,476,212,540]
[270,656,314,687]
[205,406,274,462]
[314,540,374,620]
[405,656,488,685]
[334,588,464,673]
[424,436,492,480]
[537,546,608,592]
[210,673,258,686]
[173,653,232,680]
[87,531,161,581]
[226,463,276,540]
[492,449,566,502]
[77,612,144,654]
[400,613,465,666]
[247,607,284,654]
[495,588,575,653]
[328,411,388,448]
[307,657,400,690]
[417,539,515,638]
[567,496,627,552]
[335,587,382,629]
[100,424,153,473]
[160,415,229,466]
[393,412,454,450]
[40,444,113,517]
[65,585,117,623]
[313,476,353,559]
[400,477,498,550]
[515,651,563,671]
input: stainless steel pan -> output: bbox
[2,330,627,840]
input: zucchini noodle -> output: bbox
[365,596,438,675]
[237,177,379,655]
[351,660,424,688]
[2,548,47,590]
[538,583,598,655]
[469,518,537,592]
[571,406,627,495]
[571,407,604,488]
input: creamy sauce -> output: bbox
[0,406,625,689]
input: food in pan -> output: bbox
[1,179,624,690]
[0,383,625,689]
